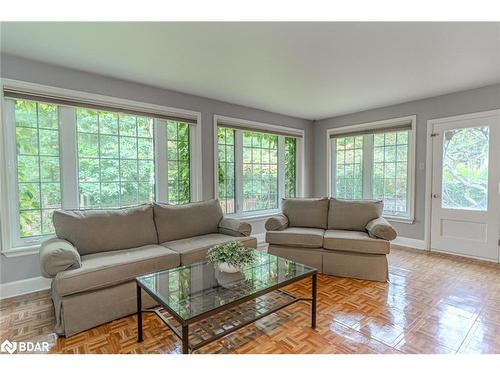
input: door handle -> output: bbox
[432,194,440,198]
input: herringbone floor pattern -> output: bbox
[1,247,499,354]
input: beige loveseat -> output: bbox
[265,198,397,282]
[39,199,257,337]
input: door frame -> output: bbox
[424,109,500,259]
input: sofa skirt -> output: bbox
[53,281,158,337]
[268,245,388,282]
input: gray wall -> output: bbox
[0,54,314,283]
[314,83,500,240]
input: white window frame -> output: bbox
[213,115,305,219]
[0,78,202,256]
[326,115,416,223]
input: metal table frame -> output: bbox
[136,271,317,354]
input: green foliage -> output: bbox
[207,241,256,268]
[284,137,297,198]
[442,127,489,210]
[167,121,191,205]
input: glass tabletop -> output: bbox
[136,250,316,322]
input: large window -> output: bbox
[3,93,199,249]
[217,121,301,216]
[330,119,414,220]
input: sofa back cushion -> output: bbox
[154,199,224,243]
[282,198,329,229]
[53,204,158,256]
[328,198,383,231]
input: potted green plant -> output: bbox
[207,241,256,273]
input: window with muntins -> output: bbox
[4,95,198,248]
[331,126,413,219]
[217,124,301,215]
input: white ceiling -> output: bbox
[1,22,499,120]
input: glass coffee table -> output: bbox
[136,251,317,354]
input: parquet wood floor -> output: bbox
[1,247,499,354]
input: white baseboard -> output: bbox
[391,236,427,250]
[0,276,51,299]
[254,232,266,245]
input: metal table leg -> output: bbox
[137,283,143,343]
[311,273,317,328]
[182,325,189,354]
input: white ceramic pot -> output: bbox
[218,262,242,273]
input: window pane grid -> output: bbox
[218,127,235,214]
[77,109,155,209]
[373,131,409,214]
[335,136,363,199]
[284,137,297,198]
[167,121,191,205]
[242,131,278,212]
[15,100,61,238]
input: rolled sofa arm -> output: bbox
[218,217,252,237]
[40,238,82,278]
[366,217,397,241]
[265,214,289,231]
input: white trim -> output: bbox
[424,109,500,253]
[190,115,203,201]
[227,209,280,221]
[430,247,500,264]
[154,119,168,203]
[277,136,285,207]
[391,236,426,250]
[213,114,305,138]
[253,232,266,245]
[1,78,200,121]
[326,115,416,222]
[59,106,78,210]
[1,244,41,257]
[0,276,51,299]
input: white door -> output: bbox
[430,111,500,262]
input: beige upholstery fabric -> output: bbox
[282,198,329,229]
[328,198,383,231]
[53,245,180,296]
[323,229,390,254]
[39,238,81,278]
[266,227,325,248]
[265,214,289,231]
[54,281,158,337]
[366,217,397,241]
[154,199,223,243]
[268,245,323,271]
[53,205,158,255]
[322,250,389,282]
[218,217,252,237]
[162,233,257,265]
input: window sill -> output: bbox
[226,209,281,221]
[2,244,41,258]
[384,215,415,224]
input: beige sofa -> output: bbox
[39,199,257,337]
[265,198,397,282]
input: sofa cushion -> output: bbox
[154,199,224,243]
[266,227,325,248]
[328,198,383,231]
[53,205,158,256]
[366,217,397,241]
[53,245,180,296]
[282,198,329,229]
[161,233,257,265]
[323,229,390,254]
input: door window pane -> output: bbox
[167,121,191,205]
[442,126,489,210]
[218,127,235,213]
[14,100,61,237]
[242,131,278,211]
[77,109,155,208]
[335,136,363,199]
